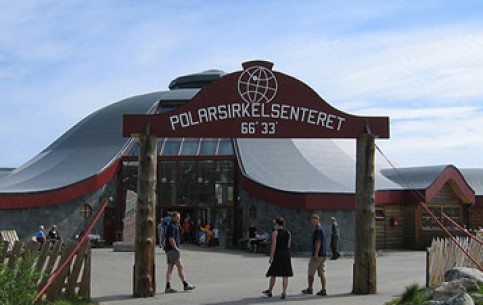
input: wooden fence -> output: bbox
[0,230,19,251]
[426,237,483,287]
[0,238,91,302]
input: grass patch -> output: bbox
[0,251,41,305]
[385,283,430,305]
[387,282,483,305]
[470,284,483,305]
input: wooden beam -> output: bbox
[353,132,377,294]
[133,131,157,297]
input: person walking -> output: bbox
[36,225,46,242]
[36,225,46,250]
[47,224,61,248]
[164,211,196,293]
[262,217,293,299]
[47,224,61,241]
[330,217,341,260]
[302,214,328,296]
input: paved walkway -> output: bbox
[91,246,426,305]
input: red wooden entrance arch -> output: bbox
[123,60,389,297]
[124,61,388,139]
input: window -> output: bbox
[421,205,462,231]
[217,139,234,155]
[198,161,214,184]
[154,138,233,156]
[180,138,200,155]
[162,138,182,155]
[159,161,177,183]
[442,207,461,229]
[80,203,93,219]
[375,209,385,221]
[199,138,218,155]
[216,160,234,183]
[179,161,195,183]
[155,160,235,207]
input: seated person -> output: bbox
[238,224,257,250]
[249,230,270,252]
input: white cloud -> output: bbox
[1,1,483,169]
[272,26,483,106]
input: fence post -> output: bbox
[425,247,430,287]
[78,242,91,299]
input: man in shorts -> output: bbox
[164,211,195,293]
[302,214,327,296]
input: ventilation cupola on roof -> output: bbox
[168,69,225,90]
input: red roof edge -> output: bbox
[240,175,355,210]
[0,159,121,209]
[426,166,475,204]
[376,166,476,206]
[375,190,424,205]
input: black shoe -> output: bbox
[281,293,287,299]
[184,284,195,291]
[302,288,313,294]
[262,289,272,297]
[316,289,327,296]
[165,287,177,293]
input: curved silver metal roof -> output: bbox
[380,165,483,196]
[235,138,400,193]
[380,165,448,191]
[0,89,198,193]
[460,168,483,195]
[1,68,482,200]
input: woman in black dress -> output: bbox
[262,217,293,299]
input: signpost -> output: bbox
[123,60,389,296]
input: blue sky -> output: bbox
[1,1,483,168]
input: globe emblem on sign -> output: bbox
[238,66,278,104]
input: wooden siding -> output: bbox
[376,205,408,249]
[404,206,416,248]
[430,184,462,205]
[377,184,474,250]
[468,205,483,230]
[417,184,468,249]
[375,208,386,248]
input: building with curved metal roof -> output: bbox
[1,69,482,251]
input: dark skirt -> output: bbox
[266,250,293,277]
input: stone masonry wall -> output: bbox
[0,180,117,242]
[239,188,356,254]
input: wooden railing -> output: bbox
[0,239,91,302]
[426,236,483,287]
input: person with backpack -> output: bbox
[158,214,171,249]
[164,211,195,293]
